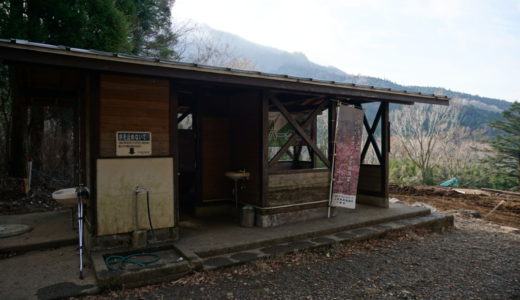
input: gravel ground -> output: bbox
[80,215,520,300]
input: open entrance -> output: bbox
[177,94,197,219]
[176,86,262,225]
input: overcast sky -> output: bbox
[173,0,520,102]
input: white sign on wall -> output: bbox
[116,131,152,156]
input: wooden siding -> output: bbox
[357,164,382,193]
[267,170,330,206]
[99,74,170,157]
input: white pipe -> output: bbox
[328,104,341,218]
[240,199,329,210]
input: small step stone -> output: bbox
[0,224,32,238]
[203,257,233,268]
[229,252,259,262]
[311,237,337,245]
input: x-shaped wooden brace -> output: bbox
[269,95,331,168]
[177,109,191,124]
[360,104,383,164]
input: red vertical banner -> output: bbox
[330,105,364,209]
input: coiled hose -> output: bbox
[105,253,160,271]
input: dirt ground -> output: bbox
[389,184,520,229]
[0,178,64,215]
[76,216,520,300]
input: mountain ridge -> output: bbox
[180,25,511,133]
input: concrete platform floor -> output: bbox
[0,203,453,298]
[175,203,430,258]
[0,245,98,300]
[0,210,77,254]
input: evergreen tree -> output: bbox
[486,102,520,189]
[117,0,178,59]
[0,0,178,57]
[0,0,131,52]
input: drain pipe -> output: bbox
[134,186,156,245]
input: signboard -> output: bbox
[330,105,363,209]
[116,131,152,156]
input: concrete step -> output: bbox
[91,245,193,289]
[88,212,453,290]
[199,213,454,271]
[178,205,432,260]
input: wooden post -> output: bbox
[381,102,390,202]
[170,80,179,227]
[261,90,269,207]
[328,99,337,164]
[89,72,100,235]
[28,105,44,172]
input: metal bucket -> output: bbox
[240,205,255,227]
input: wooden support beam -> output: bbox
[21,87,77,99]
[360,104,383,164]
[381,102,390,200]
[170,81,180,227]
[261,90,270,207]
[270,95,331,168]
[328,100,338,161]
[177,108,191,124]
[269,99,328,167]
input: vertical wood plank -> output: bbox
[328,99,337,163]
[170,80,179,226]
[90,72,100,235]
[194,91,202,205]
[261,90,269,207]
[381,102,390,201]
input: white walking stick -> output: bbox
[76,185,88,280]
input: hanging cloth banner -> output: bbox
[329,105,364,209]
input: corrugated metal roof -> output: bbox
[0,39,449,104]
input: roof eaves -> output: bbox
[0,39,450,103]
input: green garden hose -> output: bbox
[105,253,160,271]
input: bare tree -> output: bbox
[390,103,461,184]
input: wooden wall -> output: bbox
[200,117,232,200]
[99,74,170,157]
[23,64,81,92]
[198,93,232,201]
[357,165,382,192]
[267,170,330,206]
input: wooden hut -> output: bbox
[0,40,449,250]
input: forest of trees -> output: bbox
[389,103,519,190]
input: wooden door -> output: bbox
[201,117,232,200]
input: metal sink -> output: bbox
[225,171,250,181]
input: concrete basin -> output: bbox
[52,188,77,207]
